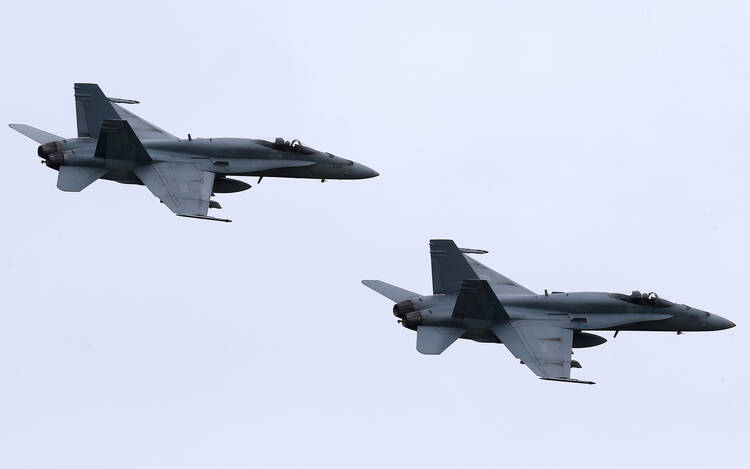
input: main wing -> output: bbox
[134,162,229,222]
[492,320,594,384]
[464,254,535,295]
[112,103,178,141]
[429,239,535,296]
[74,83,178,141]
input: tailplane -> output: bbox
[362,280,420,303]
[8,124,62,144]
[57,166,108,192]
[416,326,466,354]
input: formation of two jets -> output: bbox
[10,84,735,384]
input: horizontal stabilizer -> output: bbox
[430,239,478,294]
[416,326,466,355]
[452,279,510,321]
[57,166,108,192]
[8,124,62,144]
[94,120,151,162]
[362,280,420,303]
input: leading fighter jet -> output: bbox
[9,83,378,222]
[363,240,735,384]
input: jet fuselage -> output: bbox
[38,136,379,185]
[394,291,735,345]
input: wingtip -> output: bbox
[540,377,596,385]
[177,214,232,223]
[458,247,489,254]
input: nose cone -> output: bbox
[706,314,736,331]
[348,162,379,179]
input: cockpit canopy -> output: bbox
[609,291,673,308]
[253,138,317,155]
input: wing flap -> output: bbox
[134,162,216,218]
[416,326,466,355]
[492,321,576,380]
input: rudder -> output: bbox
[74,83,120,138]
[429,239,478,294]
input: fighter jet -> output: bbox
[363,240,735,384]
[9,83,378,222]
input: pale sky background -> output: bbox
[1,1,748,468]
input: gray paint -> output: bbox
[363,239,735,384]
[2,3,747,467]
[9,83,378,221]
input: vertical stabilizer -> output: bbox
[429,239,478,294]
[74,83,120,138]
[416,326,466,354]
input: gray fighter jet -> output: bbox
[9,83,378,222]
[363,240,735,384]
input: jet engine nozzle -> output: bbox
[393,300,419,318]
[38,142,58,159]
[401,311,424,328]
[45,152,65,169]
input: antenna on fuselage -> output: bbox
[188,133,192,141]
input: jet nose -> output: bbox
[349,162,379,179]
[706,314,736,331]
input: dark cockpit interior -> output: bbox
[609,291,673,308]
[253,138,317,155]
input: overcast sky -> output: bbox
[1,1,748,468]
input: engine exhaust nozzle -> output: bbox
[38,142,58,159]
[393,299,419,318]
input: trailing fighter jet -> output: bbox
[9,83,378,222]
[363,240,735,384]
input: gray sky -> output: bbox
[1,1,748,467]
